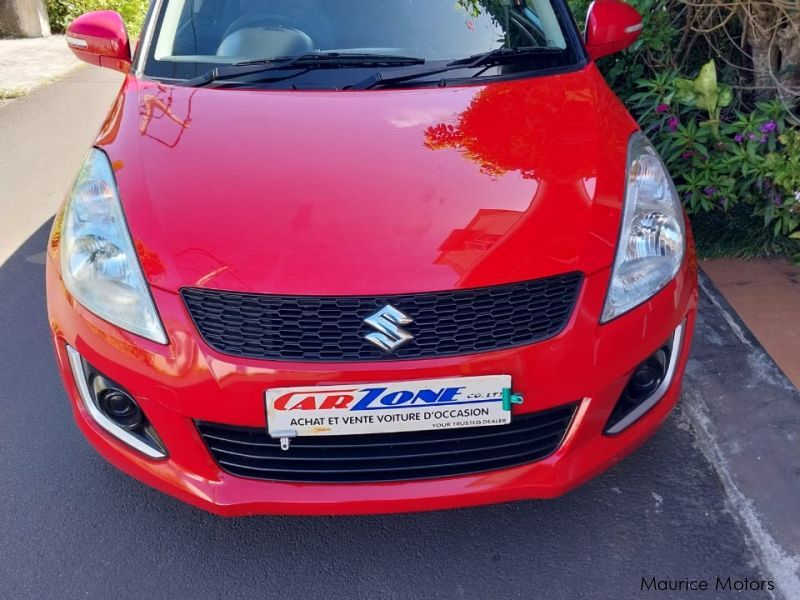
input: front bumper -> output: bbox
[47,257,697,516]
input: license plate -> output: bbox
[265,375,512,438]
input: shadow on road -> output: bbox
[0,222,764,600]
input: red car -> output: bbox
[49,0,697,515]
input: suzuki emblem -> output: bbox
[363,305,414,353]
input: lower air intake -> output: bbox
[196,403,578,483]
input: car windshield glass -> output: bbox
[141,0,582,85]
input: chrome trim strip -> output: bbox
[66,345,166,459]
[605,321,685,435]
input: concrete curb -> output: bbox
[683,272,800,599]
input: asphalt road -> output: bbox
[0,67,770,600]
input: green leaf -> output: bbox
[694,61,718,98]
[718,86,733,108]
[674,89,697,108]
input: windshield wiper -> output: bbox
[349,46,563,90]
[451,46,563,68]
[179,53,425,88]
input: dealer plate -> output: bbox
[265,375,513,438]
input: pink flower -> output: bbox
[656,104,670,114]
[667,116,679,132]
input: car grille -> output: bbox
[196,403,578,483]
[181,273,582,361]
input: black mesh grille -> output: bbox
[196,403,578,483]
[181,273,582,361]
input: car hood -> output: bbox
[98,64,637,296]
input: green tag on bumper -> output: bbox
[501,388,524,411]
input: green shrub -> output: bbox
[628,61,800,259]
[46,0,147,37]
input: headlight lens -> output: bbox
[61,149,167,344]
[602,133,685,323]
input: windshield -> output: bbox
[140,0,583,86]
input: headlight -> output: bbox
[602,133,685,323]
[60,149,167,344]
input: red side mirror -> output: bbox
[66,10,131,73]
[585,0,643,61]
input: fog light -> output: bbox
[98,389,144,430]
[626,349,668,402]
[66,345,166,458]
[604,323,684,435]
